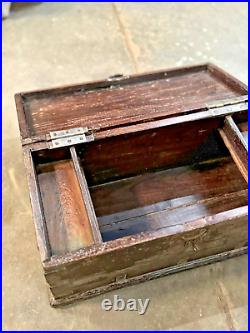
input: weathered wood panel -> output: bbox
[80,118,226,185]
[15,64,248,307]
[90,157,247,216]
[44,207,248,301]
[37,159,94,255]
[16,64,247,139]
[219,116,248,182]
[99,190,247,241]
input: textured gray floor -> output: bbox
[3,2,248,330]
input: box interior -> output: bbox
[35,150,95,255]
[33,117,248,253]
[33,114,248,255]
[78,118,248,242]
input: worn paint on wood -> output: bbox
[15,64,248,306]
[37,159,94,255]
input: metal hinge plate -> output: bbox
[206,96,248,111]
[49,127,94,149]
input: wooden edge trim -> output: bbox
[70,146,103,244]
[23,147,52,261]
[21,101,248,150]
[49,246,248,307]
[17,63,208,97]
[95,101,248,140]
[14,93,30,140]
[207,63,248,94]
[219,116,248,182]
[16,63,209,142]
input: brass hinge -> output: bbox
[48,127,94,149]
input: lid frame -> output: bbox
[15,63,248,147]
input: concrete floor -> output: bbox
[3,2,248,330]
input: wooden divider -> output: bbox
[219,116,248,182]
[70,146,103,244]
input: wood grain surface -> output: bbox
[90,157,247,217]
[44,207,248,301]
[219,116,248,182]
[99,190,247,241]
[37,160,94,255]
[80,118,226,186]
[20,67,244,138]
[88,156,247,241]
[14,63,248,306]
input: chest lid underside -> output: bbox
[15,63,247,144]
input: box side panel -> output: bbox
[44,208,247,302]
[49,247,247,307]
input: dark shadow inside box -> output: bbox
[78,118,248,242]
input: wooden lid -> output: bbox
[15,63,247,143]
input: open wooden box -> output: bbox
[15,64,248,306]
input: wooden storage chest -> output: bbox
[15,63,248,307]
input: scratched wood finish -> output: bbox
[90,157,247,217]
[16,64,247,139]
[44,207,248,302]
[99,189,247,241]
[37,160,94,255]
[14,64,248,306]
[219,116,248,182]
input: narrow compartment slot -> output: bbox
[219,116,248,182]
[35,149,96,256]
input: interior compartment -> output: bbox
[34,148,95,256]
[233,112,248,147]
[77,118,248,242]
[32,116,248,248]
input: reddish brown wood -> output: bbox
[48,247,247,307]
[44,206,247,304]
[207,63,247,94]
[15,64,247,140]
[37,159,95,255]
[23,147,51,261]
[219,116,248,182]
[20,96,248,147]
[90,157,247,217]
[80,118,225,186]
[99,190,247,241]
[15,63,248,307]
[70,146,102,244]
[14,94,29,140]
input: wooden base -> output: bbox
[49,247,247,307]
